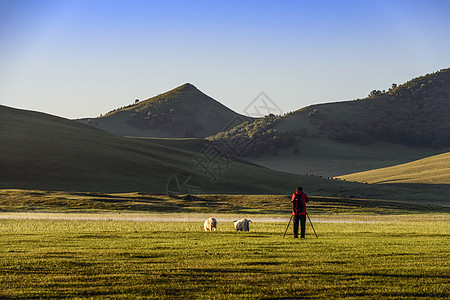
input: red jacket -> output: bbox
[291,191,309,215]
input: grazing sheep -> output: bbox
[204,217,217,231]
[233,218,252,231]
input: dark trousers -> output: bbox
[293,214,306,238]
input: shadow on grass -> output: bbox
[317,271,448,279]
[184,268,264,274]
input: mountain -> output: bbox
[337,152,450,185]
[77,83,253,138]
[308,67,450,148]
[211,68,450,177]
[214,68,450,153]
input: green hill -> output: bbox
[211,68,450,177]
[1,105,449,205]
[337,152,450,184]
[77,83,253,138]
[277,68,450,147]
[75,69,449,180]
[0,105,345,195]
[308,68,450,148]
[215,68,449,154]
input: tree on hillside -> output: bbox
[207,114,296,157]
[368,90,382,98]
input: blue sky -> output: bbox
[1,0,449,119]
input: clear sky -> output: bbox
[1,0,450,119]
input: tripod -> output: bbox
[306,212,318,239]
[283,212,318,238]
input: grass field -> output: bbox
[0,214,448,299]
[1,189,448,214]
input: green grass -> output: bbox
[338,152,450,184]
[1,190,448,214]
[0,215,448,299]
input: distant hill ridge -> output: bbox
[306,68,450,147]
[78,83,253,138]
[389,67,450,100]
[214,67,450,156]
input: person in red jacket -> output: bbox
[291,186,310,238]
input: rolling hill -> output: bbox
[337,152,450,184]
[0,106,448,204]
[211,68,450,177]
[2,67,449,204]
[0,104,356,195]
[77,83,253,138]
[75,69,449,180]
[1,105,449,205]
[277,67,450,148]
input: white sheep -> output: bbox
[233,218,252,231]
[204,217,217,231]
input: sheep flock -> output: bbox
[204,217,253,232]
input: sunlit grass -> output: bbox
[0,215,448,299]
[338,152,450,184]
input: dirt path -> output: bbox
[0,212,378,223]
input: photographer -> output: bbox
[291,186,310,238]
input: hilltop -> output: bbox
[77,83,253,138]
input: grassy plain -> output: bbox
[0,214,448,299]
[1,189,448,214]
